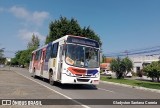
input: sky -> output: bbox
[0,0,160,57]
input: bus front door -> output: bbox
[57,45,63,80]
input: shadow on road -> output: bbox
[35,76,98,90]
[55,83,98,90]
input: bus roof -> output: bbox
[32,35,100,53]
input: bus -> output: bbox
[29,35,100,85]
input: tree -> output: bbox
[81,26,102,45]
[110,57,133,79]
[45,16,101,45]
[0,58,6,64]
[121,57,133,76]
[11,57,18,66]
[11,50,23,66]
[27,34,40,49]
[11,48,33,67]
[0,48,5,64]
[110,57,125,79]
[46,17,81,44]
[19,49,33,67]
[0,48,4,58]
[143,61,160,82]
[102,54,106,63]
[11,34,40,67]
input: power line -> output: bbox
[105,45,160,57]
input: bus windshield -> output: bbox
[65,44,99,68]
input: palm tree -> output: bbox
[110,57,125,79]
[110,57,133,79]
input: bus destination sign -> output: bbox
[67,36,99,48]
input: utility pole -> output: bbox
[124,50,129,57]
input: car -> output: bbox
[125,72,132,77]
[20,65,25,68]
[0,64,4,68]
[102,69,113,76]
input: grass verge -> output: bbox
[100,76,160,90]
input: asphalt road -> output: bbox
[0,67,160,108]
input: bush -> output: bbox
[143,61,160,82]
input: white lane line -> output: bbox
[98,88,115,93]
[14,71,90,108]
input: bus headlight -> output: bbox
[66,70,76,76]
[94,72,99,78]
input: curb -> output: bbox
[100,80,160,94]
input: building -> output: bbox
[129,55,160,73]
[100,58,113,71]
[100,63,110,70]
[5,57,11,65]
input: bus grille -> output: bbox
[75,74,92,77]
[77,79,90,82]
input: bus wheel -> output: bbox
[33,68,36,78]
[49,71,54,85]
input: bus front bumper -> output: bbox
[61,74,99,85]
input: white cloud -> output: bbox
[10,6,29,19]
[9,6,49,25]
[18,29,45,42]
[32,11,49,25]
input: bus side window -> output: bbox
[52,42,59,58]
[38,49,42,60]
[35,50,41,61]
[45,45,52,62]
[35,51,39,60]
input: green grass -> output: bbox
[100,76,160,90]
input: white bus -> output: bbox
[29,35,100,85]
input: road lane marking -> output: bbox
[98,88,115,93]
[14,71,90,108]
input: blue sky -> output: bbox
[0,0,160,57]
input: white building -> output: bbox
[5,57,11,65]
[129,55,160,73]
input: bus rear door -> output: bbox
[57,45,63,80]
[40,48,46,76]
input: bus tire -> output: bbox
[49,70,54,85]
